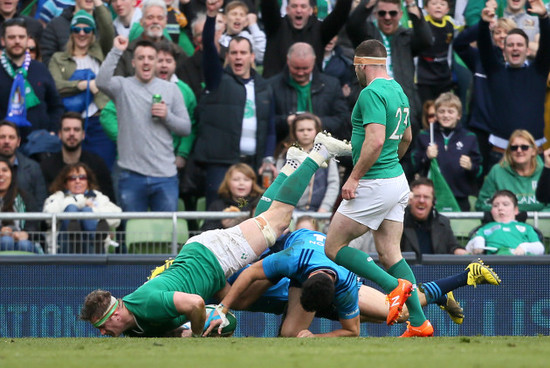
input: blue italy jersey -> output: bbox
[261,229,360,320]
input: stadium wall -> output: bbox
[1,255,549,337]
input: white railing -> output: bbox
[1,211,549,254]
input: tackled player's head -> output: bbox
[300,272,335,312]
[80,289,113,323]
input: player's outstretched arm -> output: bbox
[203,262,268,336]
[173,292,206,337]
[299,316,360,337]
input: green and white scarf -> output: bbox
[1,50,40,109]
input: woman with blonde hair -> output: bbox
[476,129,549,212]
[48,8,116,169]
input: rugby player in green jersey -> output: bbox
[323,39,433,337]
[79,133,352,337]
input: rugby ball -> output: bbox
[204,304,237,337]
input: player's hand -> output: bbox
[151,101,167,120]
[113,35,129,51]
[459,155,472,170]
[202,304,229,336]
[341,177,359,200]
[297,330,315,338]
[543,148,550,168]
[426,144,438,159]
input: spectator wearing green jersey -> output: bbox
[466,190,544,255]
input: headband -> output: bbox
[93,297,119,328]
[353,56,387,66]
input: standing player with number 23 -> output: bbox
[323,39,434,337]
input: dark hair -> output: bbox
[410,177,434,192]
[49,162,99,193]
[134,39,158,54]
[1,17,28,38]
[378,0,402,5]
[228,35,253,53]
[300,272,335,312]
[80,289,114,322]
[156,39,178,59]
[506,28,529,46]
[60,111,85,130]
[0,158,19,213]
[421,100,435,130]
[27,34,41,61]
[355,39,387,58]
[0,120,20,138]
[490,190,518,207]
[290,113,322,142]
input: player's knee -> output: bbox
[253,215,278,247]
[324,244,340,261]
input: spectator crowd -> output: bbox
[0,0,549,255]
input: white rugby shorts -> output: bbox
[187,225,257,278]
[338,174,409,230]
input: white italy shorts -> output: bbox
[187,225,257,278]
[337,173,409,230]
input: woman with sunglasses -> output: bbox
[0,158,42,253]
[48,9,117,170]
[43,163,121,253]
[476,129,550,212]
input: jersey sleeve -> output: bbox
[356,89,387,127]
[261,248,297,281]
[334,276,360,320]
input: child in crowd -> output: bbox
[412,92,482,211]
[218,0,266,64]
[276,113,339,216]
[416,0,460,104]
[201,163,263,231]
[466,190,545,255]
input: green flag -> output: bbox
[429,159,461,212]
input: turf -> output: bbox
[0,337,548,368]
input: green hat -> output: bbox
[71,10,96,29]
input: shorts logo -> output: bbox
[241,253,248,260]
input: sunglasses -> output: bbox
[377,10,399,17]
[27,47,36,52]
[510,144,531,152]
[427,113,436,119]
[4,17,26,27]
[67,174,88,182]
[71,26,94,34]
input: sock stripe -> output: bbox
[421,281,442,302]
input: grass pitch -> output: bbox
[1,336,548,368]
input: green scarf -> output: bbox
[1,51,40,109]
[288,77,312,113]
